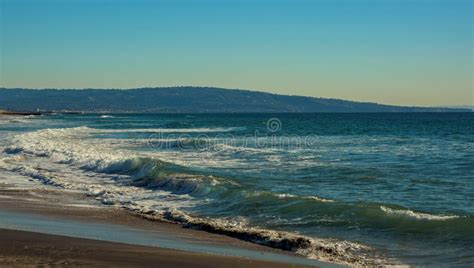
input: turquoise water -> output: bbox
[1,113,473,265]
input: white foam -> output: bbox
[154,209,391,266]
[380,206,459,221]
[248,191,335,203]
[276,193,335,202]
[0,126,399,266]
[91,127,245,133]
[2,127,202,212]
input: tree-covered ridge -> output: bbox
[0,87,469,113]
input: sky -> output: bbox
[0,0,472,106]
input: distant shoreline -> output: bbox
[1,87,471,113]
[1,110,472,116]
[0,110,43,116]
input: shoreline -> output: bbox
[0,183,334,267]
[0,116,396,267]
[0,228,309,268]
[0,110,45,116]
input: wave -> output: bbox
[0,115,36,126]
[20,125,244,134]
[97,138,284,153]
[5,128,468,229]
[92,127,246,133]
[1,159,391,265]
[275,193,335,203]
[8,127,472,266]
[240,192,471,233]
[3,127,220,195]
[6,167,390,265]
[100,115,114,118]
[247,191,335,203]
[152,209,389,266]
[9,118,30,124]
[380,206,460,221]
[1,126,399,265]
[212,143,281,154]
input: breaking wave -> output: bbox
[247,191,335,203]
[380,206,460,221]
[91,127,246,133]
[8,126,472,266]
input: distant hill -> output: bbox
[0,87,470,113]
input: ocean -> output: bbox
[0,113,473,266]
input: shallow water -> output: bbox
[0,210,328,267]
[0,113,473,266]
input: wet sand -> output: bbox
[0,228,308,267]
[0,183,329,267]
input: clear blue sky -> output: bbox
[1,0,472,106]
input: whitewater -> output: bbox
[1,113,473,266]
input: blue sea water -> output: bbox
[0,113,473,266]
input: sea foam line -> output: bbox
[380,206,459,221]
[91,127,246,133]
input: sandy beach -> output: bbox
[0,229,308,268]
[0,181,327,267]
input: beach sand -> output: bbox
[0,183,326,267]
[0,229,305,267]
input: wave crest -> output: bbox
[247,191,335,203]
[4,127,221,196]
[140,209,390,266]
[1,127,400,266]
[380,206,459,221]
